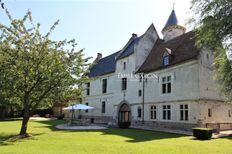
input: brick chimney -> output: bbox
[128,33,138,43]
[132,33,137,38]
[97,53,102,59]
[93,53,102,63]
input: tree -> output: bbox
[0,6,90,136]
[190,0,232,100]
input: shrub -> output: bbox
[118,122,131,128]
[31,108,53,117]
[192,128,213,140]
[57,114,64,120]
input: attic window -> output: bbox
[163,55,169,66]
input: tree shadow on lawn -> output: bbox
[33,119,66,131]
[0,119,46,146]
[36,120,188,143]
[0,133,16,146]
[99,128,187,143]
[0,119,21,146]
[0,132,45,146]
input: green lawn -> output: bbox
[0,119,231,154]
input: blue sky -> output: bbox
[0,0,192,59]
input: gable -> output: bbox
[88,36,143,77]
[117,36,142,59]
[137,31,200,73]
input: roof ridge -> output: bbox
[97,50,120,62]
[117,35,143,60]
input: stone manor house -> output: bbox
[81,9,232,131]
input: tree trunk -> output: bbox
[19,107,30,135]
[19,93,30,136]
[0,106,6,119]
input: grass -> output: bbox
[0,119,231,154]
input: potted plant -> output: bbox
[192,128,213,140]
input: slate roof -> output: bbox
[162,9,178,31]
[117,36,142,59]
[137,31,200,73]
[88,51,120,77]
[88,36,142,77]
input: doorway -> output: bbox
[118,103,130,122]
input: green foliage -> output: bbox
[214,49,232,100]
[0,6,90,134]
[190,0,232,100]
[192,128,213,140]
[0,8,90,108]
[190,0,232,50]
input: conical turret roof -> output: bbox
[162,9,178,31]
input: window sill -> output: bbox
[161,92,172,95]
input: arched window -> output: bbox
[163,52,170,66]
[137,107,142,118]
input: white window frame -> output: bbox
[86,82,90,96]
[137,106,142,118]
[150,105,157,120]
[121,78,127,91]
[180,104,189,121]
[162,105,171,120]
[161,75,172,94]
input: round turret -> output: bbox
[162,9,186,41]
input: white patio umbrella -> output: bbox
[63,104,94,125]
[63,104,94,110]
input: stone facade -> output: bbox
[80,10,232,132]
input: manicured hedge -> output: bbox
[31,108,53,117]
[118,122,131,128]
[192,128,213,140]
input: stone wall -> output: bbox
[131,120,198,131]
[82,115,115,124]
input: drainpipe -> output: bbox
[142,73,145,124]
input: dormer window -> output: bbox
[163,56,169,66]
[163,52,170,66]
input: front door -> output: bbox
[118,103,130,122]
